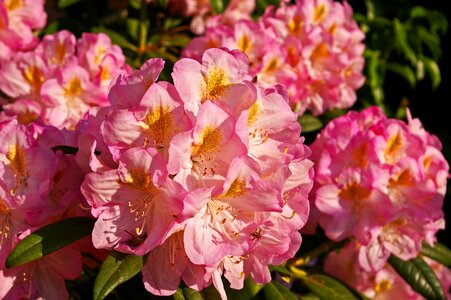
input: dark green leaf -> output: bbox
[58,0,82,9]
[92,27,138,52]
[302,274,357,300]
[298,114,323,133]
[227,278,263,300]
[387,63,416,88]
[93,252,144,300]
[421,242,451,267]
[388,255,445,300]
[183,287,204,300]
[6,217,94,268]
[263,281,297,300]
[422,57,441,89]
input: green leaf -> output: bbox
[263,281,297,300]
[58,0,82,9]
[302,274,357,300]
[298,114,323,133]
[6,217,94,268]
[421,242,451,267]
[92,27,138,52]
[227,278,263,300]
[173,288,185,300]
[393,19,417,64]
[93,252,144,300]
[388,255,446,300]
[387,63,416,88]
[126,18,140,41]
[181,285,221,300]
[422,57,441,89]
[209,0,230,14]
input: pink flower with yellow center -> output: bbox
[309,106,449,271]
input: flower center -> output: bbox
[201,68,229,101]
[142,105,173,147]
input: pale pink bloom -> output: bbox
[0,119,55,199]
[81,147,186,255]
[0,51,49,99]
[172,47,252,117]
[36,30,77,69]
[323,241,450,300]
[175,0,255,34]
[101,81,192,162]
[0,0,46,61]
[0,232,82,300]
[0,179,29,266]
[77,32,126,84]
[108,58,164,108]
[141,231,208,296]
[309,106,449,271]
[41,65,107,129]
[183,0,365,116]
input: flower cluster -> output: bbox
[0,0,46,61]
[80,47,314,298]
[169,0,255,34]
[0,30,128,129]
[323,241,451,299]
[308,106,449,271]
[183,0,365,116]
[0,117,98,299]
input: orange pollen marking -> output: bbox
[65,77,83,98]
[100,66,110,82]
[389,169,413,187]
[54,42,66,64]
[313,4,327,23]
[125,168,154,191]
[143,105,173,146]
[191,126,222,156]
[374,279,392,293]
[216,178,246,199]
[353,144,368,168]
[384,131,403,161]
[237,34,252,53]
[201,67,229,101]
[311,43,329,64]
[5,0,23,11]
[423,156,433,170]
[339,182,371,202]
[263,58,279,73]
[288,14,303,34]
[23,65,44,92]
[17,110,38,125]
[247,102,261,126]
[6,143,26,175]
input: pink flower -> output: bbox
[324,241,451,300]
[0,231,82,300]
[0,0,46,61]
[0,31,128,129]
[183,0,365,116]
[81,147,186,255]
[82,48,314,297]
[309,106,449,270]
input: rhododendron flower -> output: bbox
[0,231,82,300]
[309,106,449,271]
[81,147,186,255]
[81,48,314,297]
[170,0,255,34]
[0,30,128,129]
[183,0,365,116]
[0,0,46,61]
[324,241,451,300]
